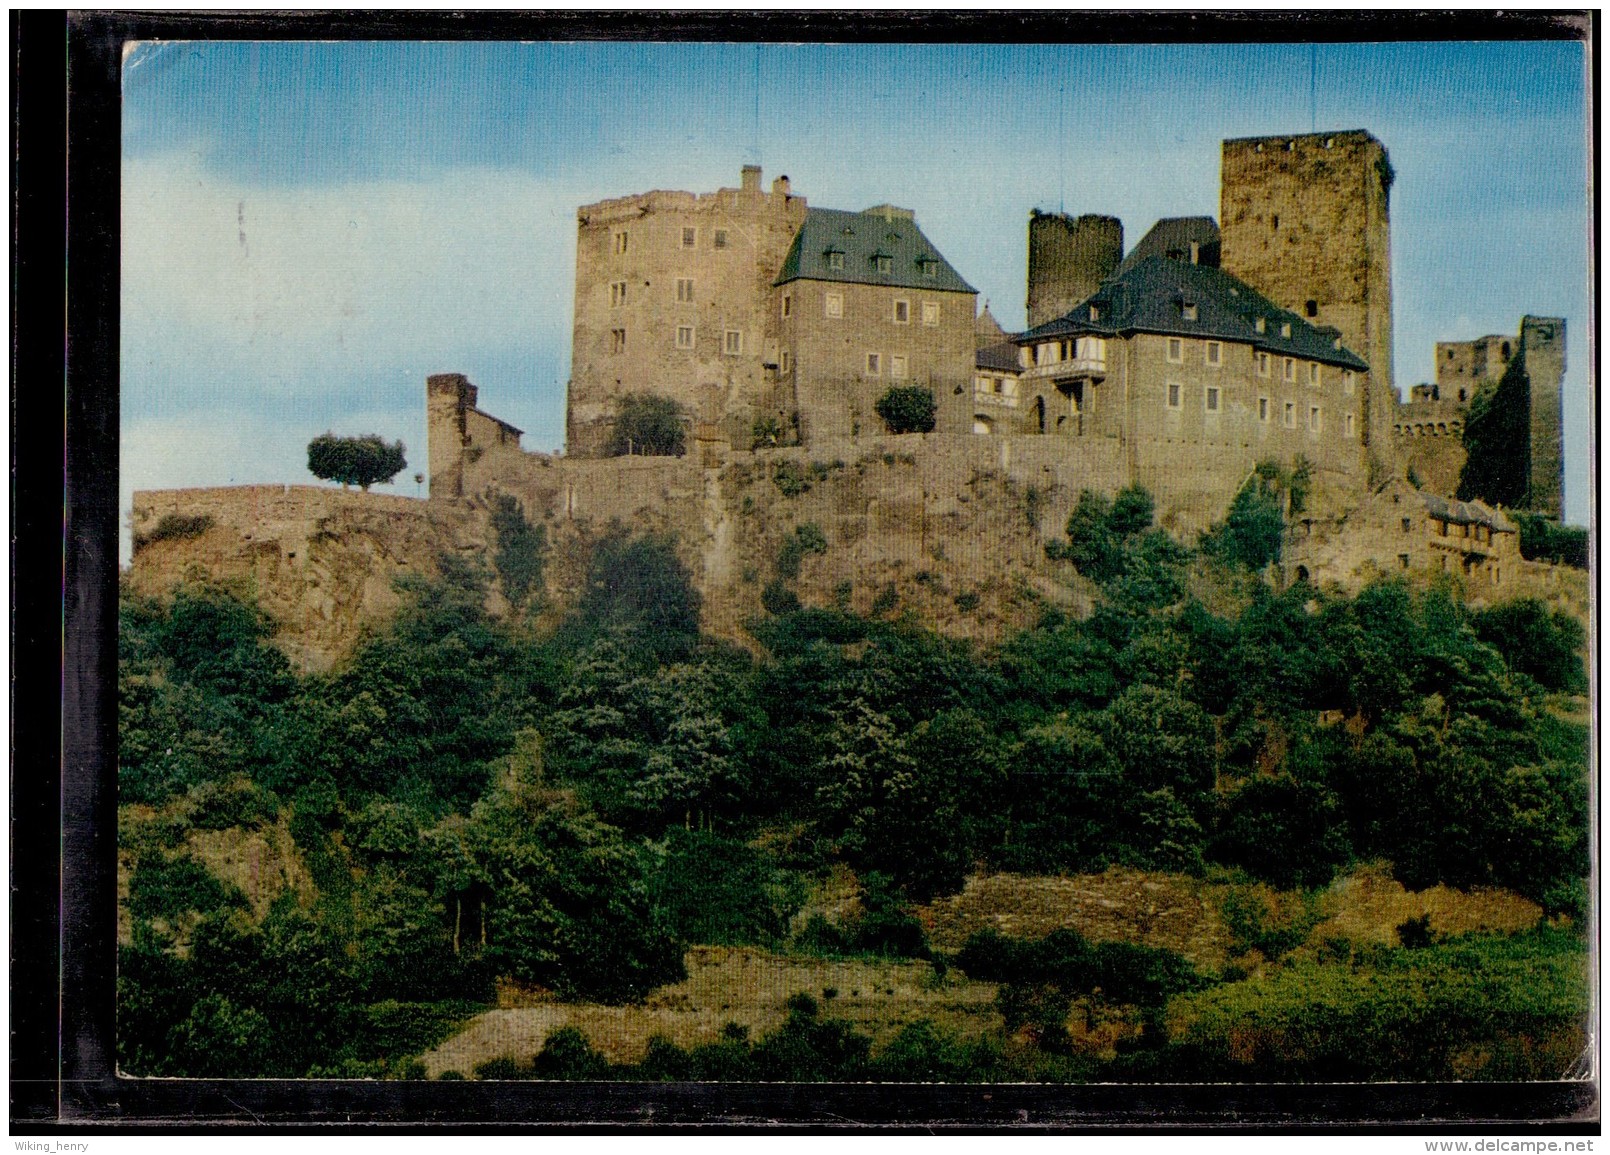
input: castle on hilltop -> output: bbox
[129,128,1578,666]
[558,130,1565,526]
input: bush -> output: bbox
[307,432,407,490]
[490,494,547,611]
[751,416,785,449]
[875,386,937,435]
[607,393,687,457]
[773,459,811,497]
[1516,514,1588,568]
[761,580,802,616]
[776,522,829,578]
[531,1027,610,1080]
[134,513,214,552]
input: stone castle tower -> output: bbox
[1220,130,1395,454]
[566,165,809,456]
[1025,211,1123,330]
[1521,315,1567,519]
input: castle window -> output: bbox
[875,254,893,274]
[920,258,939,277]
[1254,317,1266,334]
[781,292,792,318]
[611,328,626,354]
[1308,362,1320,386]
[1284,401,1296,428]
[1399,554,1411,570]
[1309,405,1322,432]
[676,278,695,303]
[1258,397,1269,422]
[1344,412,1356,438]
[1283,357,1296,382]
[1182,303,1199,322]
[610,281,628,307]
[1458,388,1466,402]
[681,227,697,248]
[714,229,728,249]
[612,231,629,254]
[1343,370,1356,396]
[780,349,791,374]
[866,352,881,375]
[922,301,940,326]
[890,354,909,379]
[724,329,743,355]
[825,292,844,318]
[1280,322,1292,339]
[1271,213,1280,230]
[1205,341,1222,367]
[1501,341,1511,360]
[1090,305,1100,322]
[1402,517,1412,533]
[827,250,845,270]
[894,299,910,324]
[675,325,695,350]
[1256,351,1271,377]
[1205,386,1221,412]
[1167,337,1184,363]
[1167,382,1182,409]
[1304,299,1318,318]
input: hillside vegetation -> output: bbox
[117,487,1590,1081]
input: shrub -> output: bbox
[490,494,547,611]
[607,393,687,457]
[875,386,937,435]
[531,1027,610,1080]
[134,513,214,552]
[751,416,784,449]
[1516,514,1588,569]
[776,522,829,578]
[473,1057,522,1080]
[773,459,811,497]
[307,432,407,490]
[761,580,802,616]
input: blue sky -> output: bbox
[121,39,1591,551]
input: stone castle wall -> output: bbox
[1220,130,1395,458]
[1026,211,1123,330]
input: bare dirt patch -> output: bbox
[418,944,999,1077]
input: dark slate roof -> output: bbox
[976,341,1022,372]
[1017,256,1370,372]
[1422,493,1518,534]
[774,207,976,293]
[1113,216,1221,277]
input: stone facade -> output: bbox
[1220,131,1396,457]
[566,166,809,456]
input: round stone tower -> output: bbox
[1026,211,1123,329]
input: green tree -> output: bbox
[307,432,408,491]
[565,528,701,664]
[874,386,937,434]
[607,393,687,457]
[490,494,548,612]
[1202,477,1286,569]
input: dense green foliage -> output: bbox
[307,432,408,491]
[874,386,937,435]
[1516,513,1589,569]
[607,393,687,457]
[118,487,1589,1078]
[489,494,547,611]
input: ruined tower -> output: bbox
[1026,211,1123,330]
[1220,130,1395,454]
[1520,316,1566,520]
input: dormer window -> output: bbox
[873,252,893,274]
[1089,305,1100,322]
[919,258,939,277]
[825,248,845,270]
[1182,302,1199,322]
[1280,322,1292,339]
[1254,317,1266,334]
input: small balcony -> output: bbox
[1022,355,1106,383]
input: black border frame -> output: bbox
[20,7,1598,1131]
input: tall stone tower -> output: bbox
[1026,211,1123,329]
[1220,130,1395,454]
[1520,315,1566,520]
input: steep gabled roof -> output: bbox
[1113,216,1221,277]
[774,207,976,293]
[976,341,1022,373]
[1017,256,1370,372]
[1422,493,1518,534]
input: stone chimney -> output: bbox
[772,174,791,197]
[741,164,761,193]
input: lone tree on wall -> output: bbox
[875,386,937,435]
[608,393,688,457]
[306,433,408,491]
